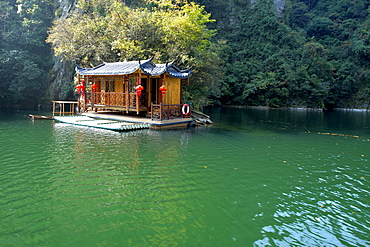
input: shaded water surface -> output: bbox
[0,108,369,246]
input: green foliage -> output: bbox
[47,0,219,108]
[194,0,370,109]
[183,40,227,108]
[0,0,52,108]
[306,17,334,38]
[47,0,216,64]
[3,0,370,109]
[223,0,308,107]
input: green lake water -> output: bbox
[0,107,369,246]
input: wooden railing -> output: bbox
[151,103,192,121]
[90,92,190,120]
[93,92,126,106]
[92,92,147,110]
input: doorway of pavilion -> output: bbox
[150,78,159,105]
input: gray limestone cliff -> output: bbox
[251,0,285,15]
[48,0,76,101]
[274,0,285,16]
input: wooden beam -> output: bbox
[124,75,129,113]
[136,70,141,114]
[147,74,151,108]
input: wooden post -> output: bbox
[82,76,86,111]
[147,74,151,108]
[160,74,164,104]
[126,93,129,114]
[91,92,94,109]
[136,71,141,114]
[163,73,166,104]
[124,75,129,113]
[159,102,162,121]
[151,102,153,120]
[121,76,124,108]
[91,77,95,109]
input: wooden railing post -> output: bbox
[149,103,193,120]
[136,93,140,114]
[160,102,163,121]
[126,93,129,113]
[91,92,95,109]
[167,105,170,120]
[151,102,153,120]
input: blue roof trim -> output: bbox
[166,64,192,79]
[76,58,191,78]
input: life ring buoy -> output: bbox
[182,104,190,115]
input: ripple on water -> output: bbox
[1,111,369,246]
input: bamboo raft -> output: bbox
[54,116,151,131]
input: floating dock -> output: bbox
[83,112,193,130]
[54,116,151,131]
[42,100,197,131]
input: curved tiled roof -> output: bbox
[76,57,191,79]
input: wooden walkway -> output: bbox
[54,116,151,131]
[83,112,193,130]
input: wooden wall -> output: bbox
[164,76,181,104]
[114,77,123,93]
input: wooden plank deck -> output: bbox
[54,111,193,131]
[83,112,193,130]
[54,116,151,131]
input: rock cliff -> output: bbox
[48,0,76,101]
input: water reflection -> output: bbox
[49,123,206,246]
[208,107,370,135]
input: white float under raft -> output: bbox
[54,116,151,131]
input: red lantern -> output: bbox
[91,83,98,92]
[159,85,167,97]
[135,84,144,97]
[76,84,83,94]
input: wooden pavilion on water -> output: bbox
[75,57,192,124]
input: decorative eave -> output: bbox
[166,65,192,79]
[76,57,192,79]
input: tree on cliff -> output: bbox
[0,0,53,108]
[47,0,224,107]
[196,0,370,109]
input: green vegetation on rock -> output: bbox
[1,0,370,109]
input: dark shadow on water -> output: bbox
[203,106,370,136]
